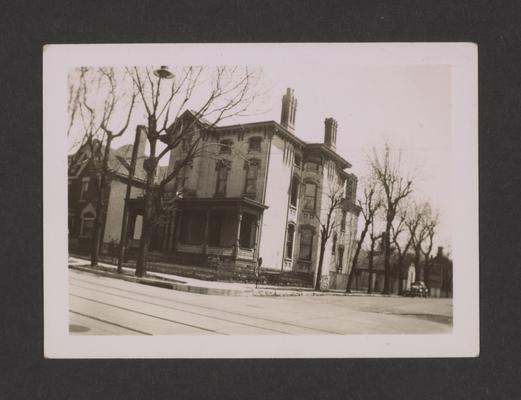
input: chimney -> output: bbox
[280,88,297,131]
[324,117,338,150]
[437,246,444,259]
[135,125,147,159]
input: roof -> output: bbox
[215,120,352,169]
[68,139,147,183]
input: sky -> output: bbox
[72,63,452,250]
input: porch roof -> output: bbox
[178,196,269,211]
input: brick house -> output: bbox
[68,127,147,254]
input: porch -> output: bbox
[124,196,267,268]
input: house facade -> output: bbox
[131,88,361,288]
[68,127,147,254]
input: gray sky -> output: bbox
[102,63,452,249]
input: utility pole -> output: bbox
[117,125,144,273]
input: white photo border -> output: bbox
[43,43,478,358]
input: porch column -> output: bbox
[173,211,183,252]
[166,211,176,253]
[253,217,261,262]
[233,208,243,259]
[203,208,210,254]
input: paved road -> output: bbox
[69,269,452,335]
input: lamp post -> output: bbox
[118,66,174,274]
[134,66,175,277]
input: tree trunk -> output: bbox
[315,237,327,291]
[346,223,369,293]
[397,258,404,295]
[382,222,392,294]
[367,238,376,294]
[414,245,421,281]
[135,185,155,277]
[91,137,112,267]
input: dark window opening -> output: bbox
[290,176,299,207]
[286,224,295,259]
[248,137,262,152]
[239,213,257,248]
[304,183,317,211]
[299,229,313,260]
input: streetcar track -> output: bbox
[70,274,343,335]
[70,282,290,334]
[69,310,152,335]
[70,294,224,334]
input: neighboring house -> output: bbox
[68,127,147,254]
[125,88,361,288]
[352,247,452,297]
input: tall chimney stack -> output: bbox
[324,117,338,150]
[280,88,297,131]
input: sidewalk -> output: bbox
[68,257,398,297]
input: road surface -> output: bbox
[69,269,452,335]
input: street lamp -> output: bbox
[153,66,174,80]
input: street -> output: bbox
[69,269,452,335]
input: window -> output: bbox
[285,224,295,259]
[219,139,233,154]
[80,211,95,238]
[290,175,299,207]
[248,137,262,152]
[337,245,345,272]
[299,229,313,260]
[341,210,347,232]
[174,161,188,192]
[244,159,260,197]
[239,213,257,248]
[332,232,337,254]
[215,160,230,196]
[303,182,317,211]
[80,178,90,201]
[294,154,302,167]
[306,161,319,172]
[181,132,193,152]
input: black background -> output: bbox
[1,1,520,399]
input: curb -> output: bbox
[69,264,254,297]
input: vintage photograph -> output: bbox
[44,44,478,357]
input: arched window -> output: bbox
[80,211,95,238]
[303,182,317,211]
[332,232,337,254]
[290,175,299,207]
[285,224,295,259]
[299,228,314,261]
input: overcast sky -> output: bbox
[96,63,452,249]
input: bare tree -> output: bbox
[421,210,438,287]
[390,205,414,294]
[367,229,384,294]
[128,66,262,277]
[345,177,382,293]
[407,201,437,282]
[314,177,345,291]
[370,144,413,294]
[68,67,136,267]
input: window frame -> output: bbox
[80,211,95,238]
[243,158,260,197]
[285,223,295,259]
[79,177,90,202]
[215,160,231,196]
[248,136,262,153]
[219,139,233,154]
[298,228,314,261]
[303,182,317,211]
